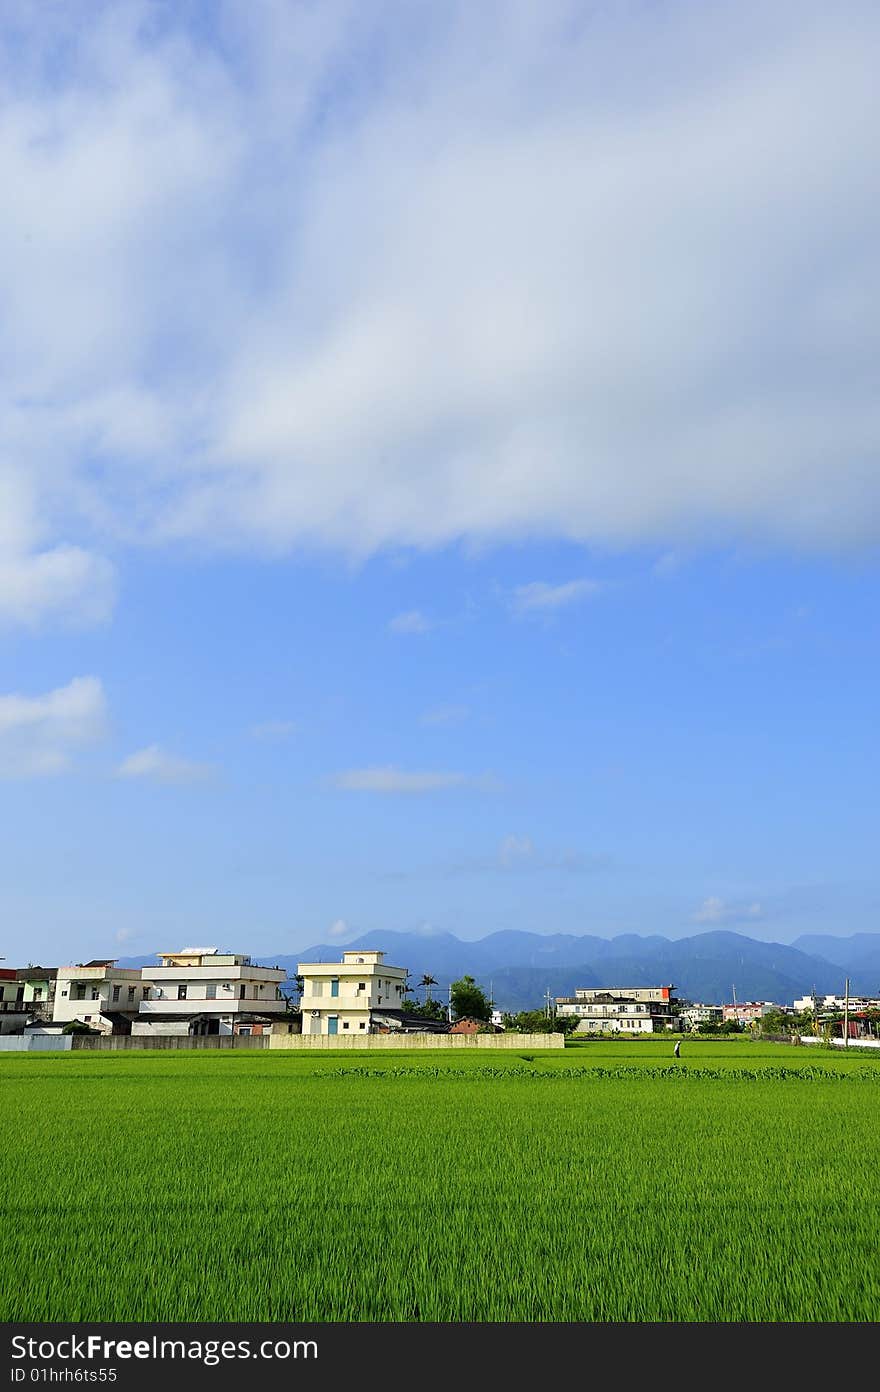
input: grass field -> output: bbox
[2,1040,879,1322]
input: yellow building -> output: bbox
[298,949,409,1036]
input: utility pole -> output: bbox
[843,977,850,1049]
[448,982,453,1024]
[732,983,737,1026]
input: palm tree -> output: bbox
[419,973,438,1005]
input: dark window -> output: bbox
[239,985,246,999]
[127,986,135,1002]
[112,986,120,1002]
[206,984,217,1000]
[178,985,188,1001]
[73,985,86,1001]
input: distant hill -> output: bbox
[115,928,874,1012]
[791,934,880,985]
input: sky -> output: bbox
[1,0,878,965]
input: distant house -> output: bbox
[0,969,26,1036]
[298,949,409,1036]
[449,1017,499,1035]
[680,1003,724,1031]
[722,1001,777,1026]
[132,947,287,1037]
[52,960,151,1035]
[555,985,680,1034]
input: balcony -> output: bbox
[138,997,286,1016]
[0,999,49,1015]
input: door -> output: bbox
[328,1016,339,1035]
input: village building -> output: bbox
[52,960,151,1034]
[132,947,288,1037]
[679,1002,724,1030]
[555,985,680,1034]
[721,1001,777,1026]
[298,949,409,1035]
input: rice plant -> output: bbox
[2,1044,878,1322]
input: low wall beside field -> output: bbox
[0,1031,564,1052]
[269,1032,564,1050]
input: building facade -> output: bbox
[555,985,680,1034]
[298,950,409,1035]
[721,1001,778,1026]
[679,1003,724,1030]
[52,961,151,1033]
[132,948,288,1036]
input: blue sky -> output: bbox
[1,2,878,964]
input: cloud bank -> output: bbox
[2,1,879,625]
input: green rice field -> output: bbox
[2,1039,879,1322]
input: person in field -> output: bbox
[673,1040,681,1058]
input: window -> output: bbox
[143,987,151,1000]
[239,1028,251,1036]
[91,988,100,1000]
[359,1022,366,1030]
[239,985,246,999]
[112,986,120,1002]
[127,986,135,1002]
[206,984,216,1000]
[342,1021,349,1029]
[34,988,43,1001]
[178,985,188,1001]
[330,978,339,997]
[312,980,323,998]
[73,985,86,1001]
[357,982,366,993]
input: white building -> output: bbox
[679,1003,724,1030]
[555,985,680,1034]
[52,960,152,1033]
[132,948,288,1037]
[298,949,409,1035]
[793,993,879,1014]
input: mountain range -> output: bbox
[120,929,880,1013]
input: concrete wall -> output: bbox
[70,1034,270,1050]
[0,1031,563,1052]
[268,1031,565,1050]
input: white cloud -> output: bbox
[0,675,107,776]
[0,0,879,594]
[116,745,215,786]
[326,918,351,941]
[389,610,431,634]
[420,703,469,727]
[693,896,764,925]
[512,579,603,613]
[330,765,497,794]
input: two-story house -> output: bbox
[298,949,409,1035]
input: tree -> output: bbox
[419,973,438,1005]
[403,998,448,1023]
[503,1010,579,1035]
[450,975,491,1022]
